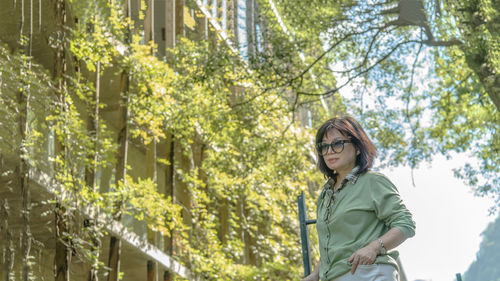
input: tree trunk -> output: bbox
[217,198,229,244]
[146,138,158,280]
[163,134,175,278]
[465,53,500,111]
[51,0,70,279]
[106,236,121,281]
[54,204,71,281]
[19,81,32,281]
[86,61,101,281]
[19,6,33,275]
[238,198,256,265]
[2,199,14,281]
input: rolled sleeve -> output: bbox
[370,174,416,239]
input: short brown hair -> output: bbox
[315,116,376,181]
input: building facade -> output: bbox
[0,0,327,280]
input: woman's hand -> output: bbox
[347,241,379,274]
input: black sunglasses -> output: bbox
[316,139,353,155]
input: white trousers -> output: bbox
[332,264,399,281]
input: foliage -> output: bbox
[464,213,500,280]
[270,0,499,204]
[1,0,328,280]
[435,0,500,202]
[432,45,499,204]
[445,0,500,110]
[0,43,52,167]
[114,175,183,236]
[3,0,498,280]
[0,41,54,281]
[159,36,323,279]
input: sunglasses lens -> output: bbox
[317,144,326,155]
[317,140,350,155]
[333,141,344,153]
[321,144,330,155]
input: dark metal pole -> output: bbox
[456,273,463,281]
[298,191,316,276]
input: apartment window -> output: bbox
[221,0,227,34]
[256,22,262,53]
[236,0,248,60]
[212,0,217,20]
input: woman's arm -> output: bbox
[301,264,320,281]
[347,227,406,274]
[346,174,415,274]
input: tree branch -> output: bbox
[329,25,396,74]
[287,25,389,85]
[421,38,463,46]
[297,40,419,98]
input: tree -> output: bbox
[435,0,500,200]
[267,0,499,203]
[446,0,500,111]
[464,214,500,280]
[1,0,329,279]
[2,0,497,280]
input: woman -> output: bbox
[302,116,415,281]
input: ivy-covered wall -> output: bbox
[0,0,336,280]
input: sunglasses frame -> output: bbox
[316,139,353,155]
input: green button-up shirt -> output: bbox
[316,169,416,280]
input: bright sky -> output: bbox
[380,153,497,281]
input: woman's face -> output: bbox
[321,129,358,176]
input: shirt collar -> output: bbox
[322,166,360,198]
[330,165,360,188]
[343,166,360,185]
